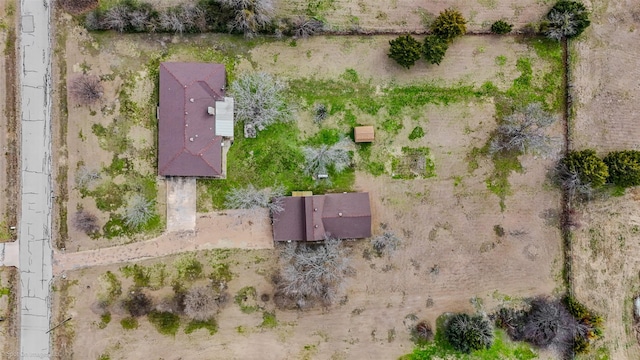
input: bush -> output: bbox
[603,150,640,188]
[123,291,153,317]
[147,311,181,336]
[561,150,608,188]
[408,126,425,140]
[521,297,577,347]
[274,239,352,309]
[430,8,467,42]
[230,72,290,137]
[123,194,155,229]
[97,271,122,306]
[59,0,98,15]
[120,317,138,330]
[370,232,401,257]
[444,313,494,353]
[184,286,219,321]
[491,20,513,34]
[422,35,449,65]
[544,0,591,40]
[411,320,434,345]
[75,165,101,189]
[290,16,324,38]
[234,286,259,313]
[73,210,100,235]
[69,75,103,105]
[314,103,328,123]
[495,307,527,340]
[174,254,204,281]
[184,318,218,335]
[388,35,423,69]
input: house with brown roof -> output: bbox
[158,62,234,178]
[272,193,372,241]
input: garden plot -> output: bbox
[53,22,565,357]
[569,0,640,358]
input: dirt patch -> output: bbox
[0,268,18,360]
[569,0,640,358]
[0,0,19,242]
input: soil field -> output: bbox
[52,14,564,357]
[570,0,640,359]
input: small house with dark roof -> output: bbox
[272,193,372,241]
[158,62,234,178]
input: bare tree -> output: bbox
[230,72,290,137]
[555,161,594,202]
[303,138,353,178]
[69,75,104,105]
[220,0,274,38]
[102,5,130,32]
[123,194,155,229]
[75,165,101,189]
[225,185,285,215]
[129,8,154,32]
[370,232,401,257]
[314,103,328,123]
[184,286,219,321]
[274,238,352,309]
[73,210,100,234]
[291,16,324,38]
[522,297,585,348]
[489,102,556,156]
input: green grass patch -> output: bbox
[485,152,523,211]
[305,128,344,146]
[184,318,218,335]
[120,317,139,330]
[174,253,204,282]
[147,311,181,336]
[98,312,111,329]
[401,315,537,360]
[260,311,278,328]
[392,147,436,179]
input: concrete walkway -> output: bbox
[0,242,19,267]
[19,0,53,359]
[54,210,273,273]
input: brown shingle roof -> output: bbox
[158,62,227,177]
[272,193,372,241]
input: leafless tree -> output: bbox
[225,185,285,215]
[84,11,103,31]
[69,75,104,105]
[370,232,401,257]
[303,138,353,178]
[489,102,556,156]
[230,72,290,137]
[220,0,274,37]
[555,161,594,202]
[158,4,206,34]
[412,320,434,343]
[522,297,585,348]
[59,0,98,15]
[102,5,129,32]
[129,8,154,32]
[75,165,101,189]
[123,194,155,229]
[314,103,327,123]
[291,16,324,38]
[73,210,100,234]
[274,238,352,309]
[183,286,219,321]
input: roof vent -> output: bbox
[208,107,215,115]
[189,137,194,142]
[189,98,194,103]
[338,212,343,217]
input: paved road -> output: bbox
[18,0,53,359]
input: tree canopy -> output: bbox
[388,35,423,69]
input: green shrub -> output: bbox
[120,264,151,288]
[174,254,203,281]
[491,20,513,34]
[97,271,122,306]
[120,317,139,330]
[184,318,218,335]
[408,126,425,140]
[422,35,448,65]
[544,0,591,40]
[147,311,181,336]
[561,150,608,188]
[260,311,278,328]
[234,286,259,313]
[444,313,494,353]
[388,35,423,69]
[430,8,467,42]
[603,150,640,188]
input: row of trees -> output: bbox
[559,149,640,200]
[79,0,323,38]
